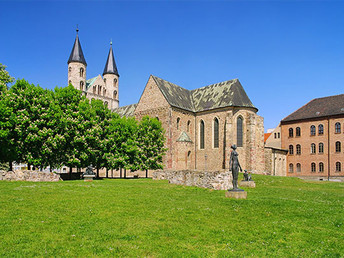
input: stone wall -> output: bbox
[152,170,232,190]
[1,170,61,182]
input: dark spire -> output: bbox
[103,41,119,76]
[67,27,87,65]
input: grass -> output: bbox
[0,175,343,257]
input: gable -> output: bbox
[86,74,104,93]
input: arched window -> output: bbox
[336,162,341,172]
[187,120,191,132]
[103,89,106,96]
[200,120,205,149]
[289,128,293,137]
[68,80,72,85]
[319,143,324,154]
[177,118,180,130]
[296,144,301,155]
[311,163,316,172]
[335,122,341,133]
[237,116,243,147]
[289,145,294,155]
[104,78,106,84]
[319,162,324,173]
[114,78,118,87]
[214,117,219,148]
[335,141,341,152]
[93,86,96,94]
[296,127,301,137]
[289,163,294,173]
[310,125,316,136]
[104,101,108,107]
[296,163,301,172]
[80,81,84,91]
[68,67,72,73]
[318,124,324,135]
[80,67,84,77]
[113,90,117,99]
[278,132,280,138]
[274,133,277,139]
[311,143,316,154]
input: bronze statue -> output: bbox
[229,144,243,191]
[84,166,95,176]
[243,170,252,181]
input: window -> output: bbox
[289,128,293,137]
[80,81,84,91]
[114,78,118,87]
[237,116,243,147]
[68,67,72,73]
[278,132,280,138]
[80,68,84,77]
[177,118,180,130]
[104,89,106,96]
[200,120,205,149]
[336,162,341,172]
[319,162,324,173]
[214,118,219,148]
[68,80,72,85]
[289,163,294,173]
[187,120,191,133]
[310,125,316,136]
[93,86,96,94]
[104,78,106,84]
[335,122,341,133]
[296,127,301,137]
[335,141,341,153]
[296,144,301,155]
[289,145,294,155]
[113,90,117,99]
[296,163,301,172]
[274,133,277,139]
[311,143,316,154]
[311,163,316,172]
[104,101,108,107]
[318,124,324,135]
[319,143,324,154]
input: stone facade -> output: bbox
[152,170,232,190]
[1,170,61,182]
[264,147,287,176]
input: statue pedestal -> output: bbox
[83,175,95,182]
[239,180,256,188]
[225,190,247,199]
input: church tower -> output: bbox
[103,41,119,109]
[67,28,87,92]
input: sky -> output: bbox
[1,0,343,131]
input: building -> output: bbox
[281,94,344,178]
[67,29,119,109]
[67,30,266,174]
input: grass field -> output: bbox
[0,175,343,257]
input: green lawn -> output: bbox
[0,175,343,257]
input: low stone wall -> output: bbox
[152,170,232,190]
[0,170,61,182]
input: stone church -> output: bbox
[67,31,265,174]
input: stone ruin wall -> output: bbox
[0,170,61,182]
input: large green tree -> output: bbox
[0,63,15,93]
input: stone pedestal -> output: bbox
[225,190,247,199]
[84,175,95,182]
[239,180,256,188]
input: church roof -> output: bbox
[103,44,119,76]
[86,76,97,91]
[152,75,257,112]
[281,94,344,123]
[113,104,137,117]
[68,33,87,65]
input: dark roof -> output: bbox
[281,94,344,123]
[113,104,137,117]
[68,34,87,65]
[152,75,257,113]
[103,44,119,76]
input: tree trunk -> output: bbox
[9,161,12,171]
[97,167,99,178]
[28,164,31,170]
[120,168,122,178]
[124,168,126,178]
[146,169,148,178]
[106,168,108,178]
[69,166,72,180]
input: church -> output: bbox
[67,30,265,174]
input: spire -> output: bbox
[67,27,87,65]
[103,41,119,76]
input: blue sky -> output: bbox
[1,0,343,131]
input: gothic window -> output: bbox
[310,125,316,136]
[80,81,84,91]
[113,90,117,99]
[93,86,96,94]
[335,141,341,153]
[289,145,294,155]
[311,143,316,154]
[296,163,301,172]
[274,133,277,139]
[114,78,118,87]
[296,127,301,137]
[319,162,324,173]
[311,163,316,172]
[187,120,191,133]
[237,116,243,147]
[200,120,205,149]
[335,122,341,133]
[177,118,180,130]
[214,117,219,148]
[289,163,294,173]
[318,124,324,135]
[289,128,293,137]
[336,162,341,172]
[319,143,324,154]
[296,144,301,155]
[80,68,84,77]
[278,132,280,138]
[68,67,72,73]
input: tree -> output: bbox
[0,63,15,93]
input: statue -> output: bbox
[243,170,252,181]
[229,144,243,191]
[84,166,95,176]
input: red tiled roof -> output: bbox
[264,133,272,143]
